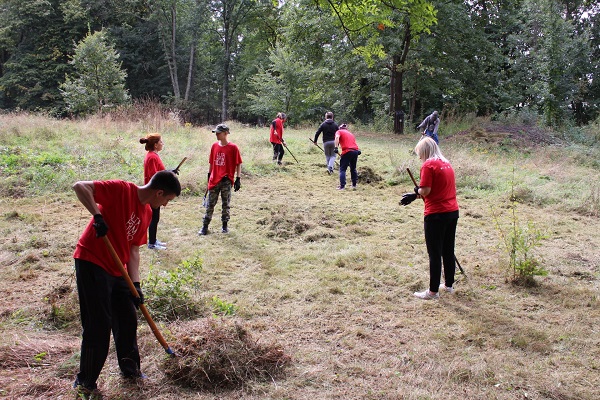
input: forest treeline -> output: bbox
[0,0,599,130]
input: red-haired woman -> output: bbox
[139,133,167,250]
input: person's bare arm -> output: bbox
[73,181,101,215]
[127,245,141,282]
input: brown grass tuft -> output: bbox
[163,318,292,390]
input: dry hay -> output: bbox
[357,166,383,184]
[259,209,314,239]
[446,123,560,148]
[163,318,292,390]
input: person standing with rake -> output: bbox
[139,133,168,250]
[312,111,339,174]
[400,137,459,300]
[270,112,287,165]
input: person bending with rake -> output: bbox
[72,170,181,398]
[400,137,459,300]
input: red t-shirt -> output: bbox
[269,118,284,144]
[73,180,152,276]
[143,151,165,184]
[419,158,459,216]
[208,142,243,190]
[335,129,359,155]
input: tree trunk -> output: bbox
[170,5,180,99]
[184,43,195,101]
[392,24,412,134]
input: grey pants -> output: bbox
[323,140,336,171]
[203,178,232,225]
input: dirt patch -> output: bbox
[446,123,562,148]
[357,166,383,184]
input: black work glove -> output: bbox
[400,193,417,206]
[92,214,109,237]
[170,168,179,175]
[334,147,339,154]
[414,186,420,194]
[207,172,211,181]
[132,282,144,309]
[234,177,241,192]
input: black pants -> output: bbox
[339,150,359,188]
[75,259,140,389]
[148,206,160,245]
[271,142,284,162]
[424,211,459,292]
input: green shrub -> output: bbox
[144,255,204,321]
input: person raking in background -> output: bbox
[270,112,287,165]
[72,170,181,398]
[334,123,361,190]
[400,137,459,300]
[312,111,339,174]
[199,124,243,235]
[417,110,440,144]
[139,133,168,250]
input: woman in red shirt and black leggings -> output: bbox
[139,133,166,250]
[401,137,459,300]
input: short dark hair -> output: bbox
[148,170,181,196]
[325,112,333,119]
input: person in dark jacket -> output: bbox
[417,110,440,144]
[312,111,339,174]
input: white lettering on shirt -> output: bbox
[216,152,226,166]
[126,212,141,242]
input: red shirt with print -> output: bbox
[143,151,165,184]
[419,158,459,216]
[207,142,243,190]
[73,180,151,276]
[269,118,284,144]
[335,129,359,155]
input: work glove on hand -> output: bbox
[234,177,241,192]
[93,214,109,237]
[414,186,420,194]
[170,168,179,175]
[132,282,144,309]
[334,147,339,154]
[400,193,417,206]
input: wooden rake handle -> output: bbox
[101,236,176,356]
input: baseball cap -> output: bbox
[212,124,229,133]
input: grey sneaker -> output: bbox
[147,243,167,250]
[155,239,167,247]
[413,289,439,300]
[439,284,455,294]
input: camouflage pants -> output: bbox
[203,178,232,225]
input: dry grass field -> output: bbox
[0,113,599,399]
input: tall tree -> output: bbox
[315,0,437,133]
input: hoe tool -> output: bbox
[282,141,299,163]
[172,157,187,175]
[406,167,469,280]
[309,138,339,167]
[102,236,176,356]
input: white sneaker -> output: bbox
[413,289,439,300]
[155,239,168,246]
[148,243,167,250]
[439,284,455,294]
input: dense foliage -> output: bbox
[0,0,599,127]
